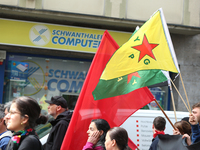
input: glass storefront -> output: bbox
[3,53,91,138]
[3,54,91,106]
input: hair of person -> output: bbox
[36,115,48,125]
[153,116,166,131]
[12,96,46,129]
[181,117,190,124]
[91,119,110,144]
[4,101,12,112]
[174,120,191,135]
[108,127,131,150]
[192,102,200,109]
[0,104,5,119]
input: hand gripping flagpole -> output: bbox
[154,100,176,130]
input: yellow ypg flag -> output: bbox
[101,8,179,80]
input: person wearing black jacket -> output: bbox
[44,96,72,150]
[149,116,166,150]
[5,96,44,150]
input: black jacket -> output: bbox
[157,134,187,150]
[44,111,72,150]
[149,136,159,150]
[183,136,200,150]
[185,141,200,150]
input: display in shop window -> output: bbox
[7,61,29,81]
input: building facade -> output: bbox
[0,0,200,112]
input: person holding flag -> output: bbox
[182,102,200,149]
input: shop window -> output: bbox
[3,54,91,138]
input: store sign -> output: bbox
[51,29,102,49]
[0,18,131,53]
[47,69,86,93]
[29,25,51,46]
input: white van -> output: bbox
[120,110,189,150]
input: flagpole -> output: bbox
[169,84,177,122]
[179,73,191,113]
[154,100,176,130]
[170,78,190,112]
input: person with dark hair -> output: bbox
[149,116,166,150]
[181,117,190,125]
[4,96,44,150]
[105,127,131,150]
[44,96,72,150]
[173,120,191,135]
[36,115,48,126]
[0,104,12,150]
[83,119,110,150]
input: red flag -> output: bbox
[60,30,155,150]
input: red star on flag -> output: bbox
[132,34,158,62]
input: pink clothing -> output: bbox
[82,142,104,150]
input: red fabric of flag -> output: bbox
[60,30,155,150]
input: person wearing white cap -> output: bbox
[44,96,73,150]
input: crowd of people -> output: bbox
[0,96,131,150]
[149,102,200,150]
[1,96,200,150]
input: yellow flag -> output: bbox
[101,8,179,80]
